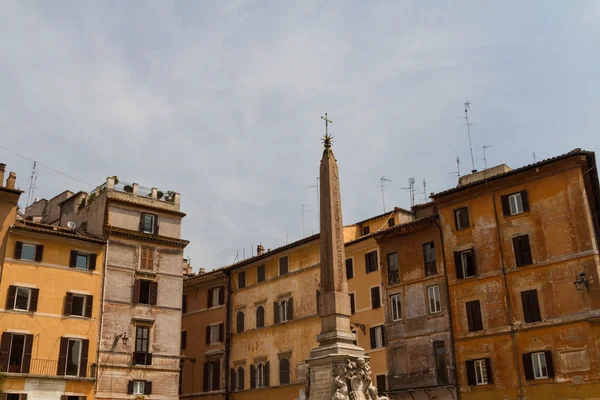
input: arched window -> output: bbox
[256,306,265,328]
[280,300,288,322]
[236,311,245,334]
[256,363,265,388]
[237,366,245,391]
[279,358,290,385]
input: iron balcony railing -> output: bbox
[387,367,456,391]
[4,358,95,378]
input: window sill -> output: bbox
[136,269,156,276]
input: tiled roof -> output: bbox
[352,206,411,226]
[11,221,105,244]
[372,215,438,239]
[431,148,594,199]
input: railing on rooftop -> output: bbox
[387,367,456,392]
[4,358,95,378]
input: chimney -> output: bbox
[6,172,16,189]
[0,163,5,186]
[257,244,264,256]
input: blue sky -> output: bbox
[1,1,599,271]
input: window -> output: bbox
[64,293,93,318]
[279,358,290,385]
[238,271,246,289]
[502,190,529,216]
[390,294,401,321]
[8,334,25,373]
[69,251,97,270]
[182,295,188,314]
[466,300,483,332]
[369,325,384,349]
[2,333,33,373]
[351,328,358,346]
[466,358,493,386]
[370,286,381,309]
[181,331,187,349]
[349,293,356,315]
[454,249,476,279]
[428,285,441,314]
[257,264,266,283]
[523,351,554,380]
[513,235,533,267]
[15,287,31,311]
[252,362,269,388]
[365,251,378,273]
[14,242,43,262]
[134,279,157,305]
[236,311,245,333]
[204,360,221,391]
[256,305,265,328]
[454,207,470,230]
[140,247,154,270]
[7,395,27,400]
[140,213,158,234]
[236,367,245,391]
[279,256,289,276]
[387,252,399,285]
[65,339,82,376]
[363,225,370,235]
[205,324,224,345]
[346,258,354,279]
[423,242,437,276]
[521,289,541,323]
[376,374,386,393]
[134,326,152,365]
[474,359,489,385]
[208,286,224,308]
[274,298,293,324]
[388,218,395,228]
[133,380,146,395]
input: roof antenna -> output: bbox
[463,101,476,173]
[422,179,427,203]
[533,152,537,163]
[402,178,416,208]
[301,204,311,237]
[482,144,493,170]
[380,176,392,212]
[449,157,461,178]
[26,161,38,208]
[307,177,319,231]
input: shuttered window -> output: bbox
[466,300,483,332]
[363,226,370,235]
[513,235,533,267]
[279,257,289,276]
[365,251,378,273]
[523,351,554,380]
[371,286,381,309]
[390,294,401,321]
[279,358,290,385]
[236,312,245,334]
[349,293,356,315]
[238,271,246,289]
[257,265,266,283]
[387,252,399,285]
[454,249,476,279]
[256,306,265,328]
[140,247,154,270]
[466,358,493,385]
[423,242,437,276]
[346,258,354,279]
[501,190,529,216]
[369,325,385,349]
[15,242,43,262]
[454,207,470,230]
[133,279,158,305]
[521,289,541,323]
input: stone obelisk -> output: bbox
[306,119,366,400]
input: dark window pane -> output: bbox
[65,339,81,376]
[71,295,85,316]
[21,244,36,261]
[363,226,370,235]
[139,280,151,304]
[257,265,266,282]
[8,334,25,373]
[349,293,356,314]
[279,257,289,276]
[346,259,354,279]
[75,254,89,270]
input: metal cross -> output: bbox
[321,113,332,135]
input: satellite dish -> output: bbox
[67,221,77,230]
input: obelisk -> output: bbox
[306,118,366,400]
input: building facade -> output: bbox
[180,268,228,399]
[432,149,600,399]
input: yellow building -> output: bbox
[0,219,105,399]
[223,208,411,400]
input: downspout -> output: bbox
[491,189,523,399]
[94,239,108,396]
[433,218,460,400]
[224,269,233,400]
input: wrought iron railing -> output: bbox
[4,358,95,378]
[388,270,400,285]
[387,367,456,391]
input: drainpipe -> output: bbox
[434,217,460,400]
[224,269,233,400]
[491,189,523,399]
[94,240,109,396]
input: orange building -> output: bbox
[431,149,600,399]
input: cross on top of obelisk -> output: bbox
[321,113,333,150]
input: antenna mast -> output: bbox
[301,204,311,237]
[26,161,38,208]
[380,176,392,212]
[533,152,537,163]
[422,179,427,203]
[307,177,319,230]
[463,101,476,173]
[482,144,493,170]
[402,178,416,208]
[449,157,461,179]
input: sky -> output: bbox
[1,1,599,272]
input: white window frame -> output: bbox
[8,333,26,372]
[133,380,146,395]
[532,352,548,379]
[373,326,384,348]
[142,214,156,234]
[455,208,469,229]
[280,300,288,322]
[65,338,82,376]
[21,243,37,261]
[390,294,402,321]
[474,359,488,385]
[210,324,220,344]
[70,294,87,317]
[428,285,441,314]
[461,250,475,278]
[256,362,265,388]
[212,287,221,307]
[14,287,31,311]
[508,193,524,215]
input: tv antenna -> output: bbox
[463,101,476,173]
[26,161,38,208]
[307,177,319,227]
[301,204,312,237]
[422,179,428,203]
[449,157,461,178]
[482,144,493,170]
[402,178,416,208]
[533,152,537,163]
[380,176,392,212]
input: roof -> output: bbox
[106,226,189,248]
[352,206,411,226]
[411,202,435,211]
[431,148,595,199]
[0,186,24,195]
[372,215,438,240]
[11,220,105,244]
[57,191,87,206]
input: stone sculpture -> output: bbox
[345,358,389,400]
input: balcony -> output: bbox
[387,367,456,392]
[388,270,400,285]
[4,358,95,378]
